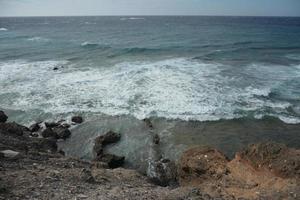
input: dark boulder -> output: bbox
[53,127,71,140]
[93,131,121,157]
[0,122,30,136]
[53,67,58,71]
[41,128,58,139]
[97,131,121,146]
[71,116,83,124]
[153,134,160,145]
[29,122,41,132]
[94,153,125,169]
[0,111,8,123]
[44,122,60,128]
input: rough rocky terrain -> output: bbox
[0,111,299,200]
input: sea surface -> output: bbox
[1,16,300,166]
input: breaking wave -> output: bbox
[0,58,299,124]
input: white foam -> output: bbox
[27,37,50,42]
[120,17,145,21]
[0,58,299,124]
[0,28,8,31]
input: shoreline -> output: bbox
[1,110,300,199]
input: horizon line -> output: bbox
[0,14,299,18]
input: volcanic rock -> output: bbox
[0,111,8,123]
[71,116,83,124]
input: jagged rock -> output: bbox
[79,168,95,183]
[0,111,8,123]
[147,158,177,186]
[41,128,58,139]
[0,150,20,158]
[29,122,41,132]
[93,131,121,156]
[237,142,300,179]
[153,134,160,145]
[178,146,229,186]
[71,116,83,124]
[0,122,30,136]
[143,118,153,128]
[94,154,125,169]
[44,122,60,128]
[53,127,71,140]
[60,123,71,128]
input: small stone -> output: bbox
[1,150,20,158]
[76,194,88,199]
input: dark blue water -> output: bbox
[0,16,300,124]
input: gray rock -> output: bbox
[1,150,20,158]
[147,158,177,186]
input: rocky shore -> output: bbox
[0,111,299,200]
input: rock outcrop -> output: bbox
[92,131,124,168]
[178,143,300,199]
[178,146,229,185]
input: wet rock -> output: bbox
[153,134,160,145]
[71,116,83,124]
[143,118,153,128]
[178,146,229,186]
[1,150,20,158]
[29,122,41,132]
[93,131,121,156]
[60,123,71,128]
[147,158,177,186]
[0,111,8,123]
[41,128,58,139]
[237,142,300,179]
[94,153,125,169]
[44,122,60,128]
[0,122,30,136]
[53,127,71,140]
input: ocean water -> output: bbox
[1,16,300,165]
[1,16,300,124]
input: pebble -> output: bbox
[1,150,20,158]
